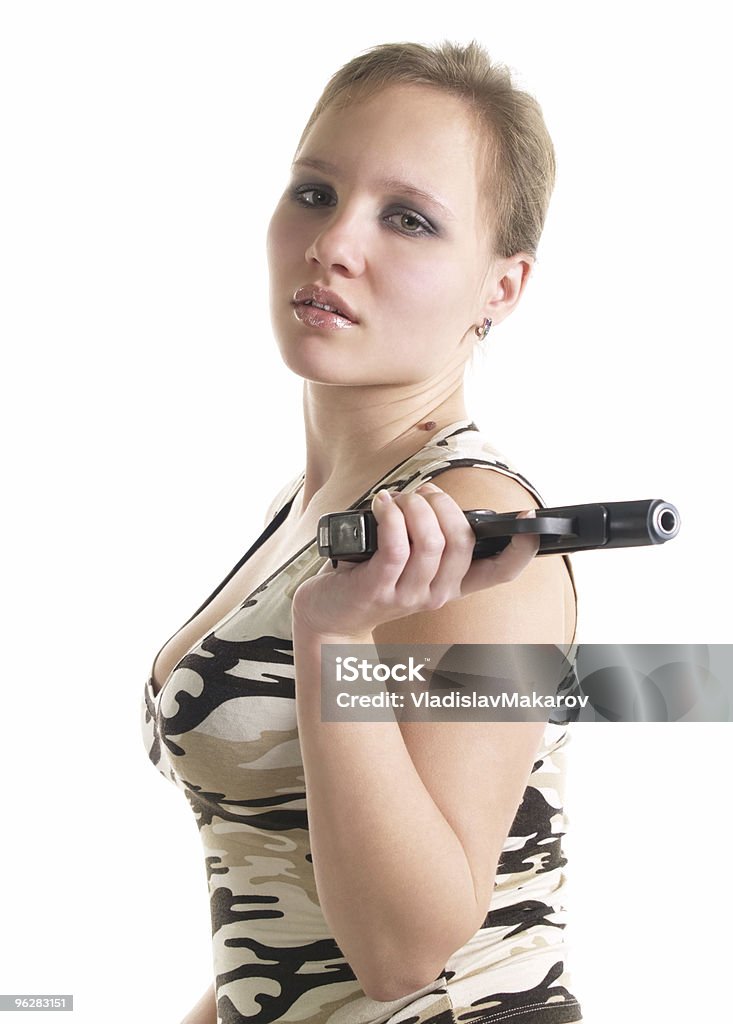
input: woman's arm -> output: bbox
[292,468,571,1002]
[179,981,216,1024]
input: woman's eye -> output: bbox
[290,186,434,236]
[385,210,434,236]
[292,186,334,208]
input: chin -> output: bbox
[277,348,398,387]
[274,339,360,385]
[273,323,429,386]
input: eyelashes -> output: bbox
[289,184,437,238]
[293,185,333,208]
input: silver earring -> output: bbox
[474,317,492,339]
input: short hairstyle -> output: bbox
[296,40,557,263]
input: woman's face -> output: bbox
[266,83,498,387]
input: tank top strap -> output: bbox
[265,470,305,522]
[405,441,548,508]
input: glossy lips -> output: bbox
[292,285,359,330]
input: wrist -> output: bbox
[291,607,374,648]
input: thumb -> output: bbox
[511,508,539,554]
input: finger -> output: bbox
[459,508,540,597]
[361,489,412,587]
[505,508,541,558]
[313,492,411,615]
[412,482,476,606]
[389,490,447,600]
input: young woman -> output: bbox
[141,40,582,1024]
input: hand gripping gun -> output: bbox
[317,498,681,568]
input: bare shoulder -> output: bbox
[426,464,577,646]
[373,463,575,648]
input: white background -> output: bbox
[1,2,730,1022]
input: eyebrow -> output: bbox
[292,157,456,221]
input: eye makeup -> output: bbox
[289,182,439,237]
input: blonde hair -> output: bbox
[296,40,556,262]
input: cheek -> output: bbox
[382,249,469,325]
[266,202,300,271]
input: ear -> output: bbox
[481,253,534,327]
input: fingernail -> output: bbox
[373,489,393,505]
[417,482,441,494]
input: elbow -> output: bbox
[351,910,482,1002]
[360,976,434,1003]
[357,960,445,1003]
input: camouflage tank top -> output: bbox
[140,419,583,1024]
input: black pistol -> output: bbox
[317,498,681,568]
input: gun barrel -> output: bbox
[604,499,681,548]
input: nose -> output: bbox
[304,206,367,277]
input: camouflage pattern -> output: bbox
[140,420,583,1023]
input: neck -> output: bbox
[297,375,470,517]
